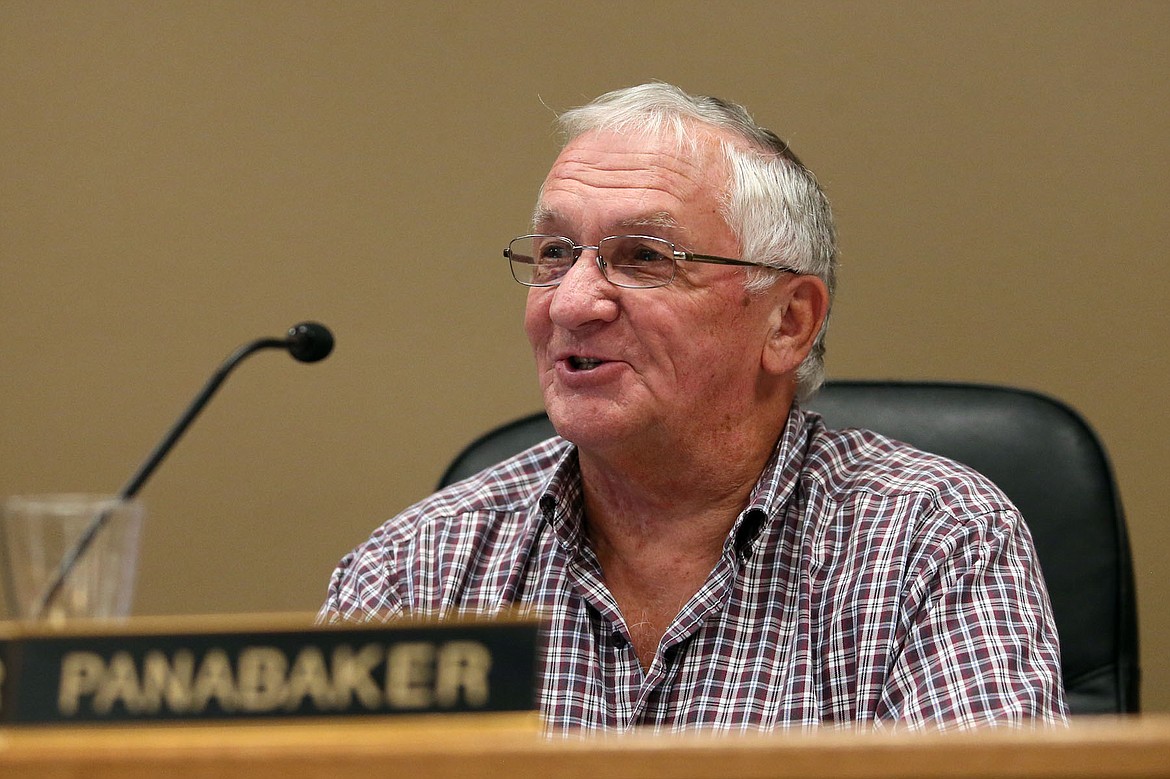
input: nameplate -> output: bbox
[0,614,539,725]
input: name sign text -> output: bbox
[0,616,538,724]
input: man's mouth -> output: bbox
[568,356,604,371]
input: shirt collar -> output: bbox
[730,403,815,554]
[538,446,586,550]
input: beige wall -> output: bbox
[2,2,1166,710]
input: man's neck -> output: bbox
[576,402,790,539]
[574,407,791,668]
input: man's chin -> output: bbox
[545,402,646,454]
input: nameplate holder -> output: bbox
[0,614,539,725]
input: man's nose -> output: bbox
[547,246,619,327]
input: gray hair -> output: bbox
[554,83,838,401]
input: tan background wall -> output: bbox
[2,2,1166,710]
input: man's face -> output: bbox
[523,127,784,456]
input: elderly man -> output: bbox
[321,83,1066,731]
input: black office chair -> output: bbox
[438,380,1140,715]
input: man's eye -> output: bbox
[535,240,573,263]
[631,245,668,263]
[612,239,670,265]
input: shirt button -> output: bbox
[611,631,628,649]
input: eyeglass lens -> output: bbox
[508,235,676,288]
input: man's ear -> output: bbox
[761,275,830,376]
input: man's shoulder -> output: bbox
[321,436,571,621]
[801,420,1015,516]
[375,434,572,540]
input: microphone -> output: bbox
[286,321,335,364]
[32,321,335,618]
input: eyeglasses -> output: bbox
[504,234,800,290]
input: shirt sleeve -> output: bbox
[317,538,404,624]
[877,507,1069,729]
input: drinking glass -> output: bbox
[0,494,144,621]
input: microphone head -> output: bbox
[286,322,334,363]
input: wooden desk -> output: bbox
[2,714,1169,779]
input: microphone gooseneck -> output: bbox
[31,322,334,619]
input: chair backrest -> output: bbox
[437,380,1139,715]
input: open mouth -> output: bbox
[568,356,604,371]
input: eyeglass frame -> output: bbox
[504,233,803,289]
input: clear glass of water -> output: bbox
[0,494,145,622]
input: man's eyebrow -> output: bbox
[615,212,681,232]
[531,207,683,234]
[532,204,564,230]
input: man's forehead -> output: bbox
[535,128,730,236]
[547,128,717,182]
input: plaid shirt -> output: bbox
[321,406,1067,731]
